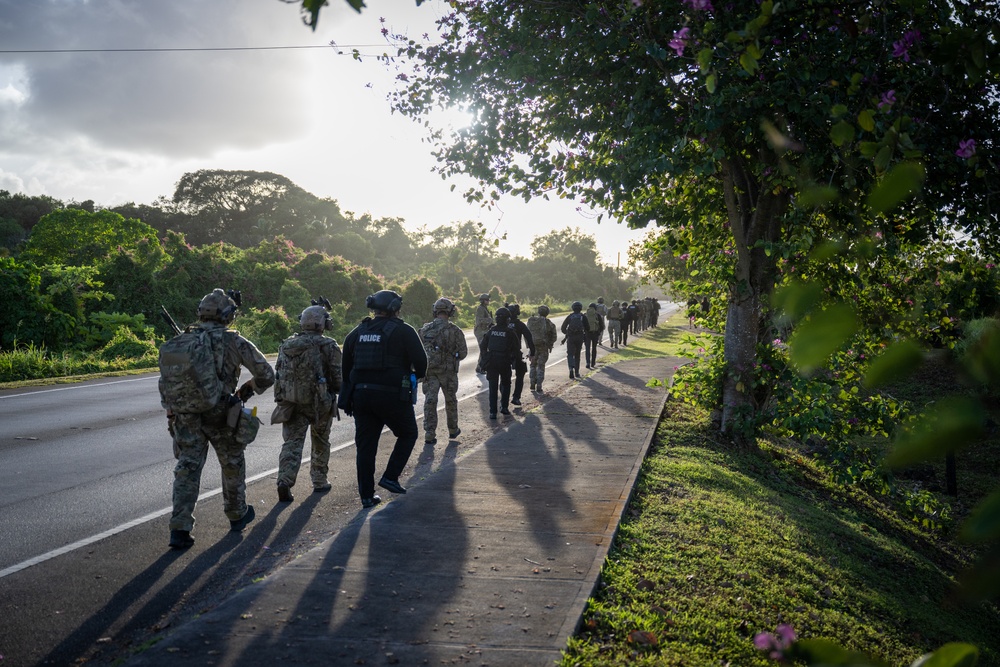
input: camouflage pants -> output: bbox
[529,348,550,388]
[474,327,489,372]
[607,320,621,347]
[170,410,247,532]
[423,370,459,438]
[278,406,333,489]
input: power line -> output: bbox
[0,43,396,54]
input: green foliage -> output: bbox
[232,307,294,355]
[22,208,161,267]
[97,326,158,361]
[81,312,155,352]
[400,275,442,330]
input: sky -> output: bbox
[0,0,652,267]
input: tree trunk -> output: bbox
[718,156,788,444]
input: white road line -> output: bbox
[0,375,157,399]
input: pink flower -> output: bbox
[987,263,996,269]
[892,30,921,61]
[669,27,691,56]
[878,90,896,110]
[682,0,713,10]
[754,624,797,660]
[956,139,976,158]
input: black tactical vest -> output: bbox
[486,328,510,354]
[352,318,400,371]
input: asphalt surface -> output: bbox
[122,351,684,667]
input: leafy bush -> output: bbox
[98,326,158,361]
[232,307,293,354]
[82,312,155,351]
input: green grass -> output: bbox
[561,314,1000,667]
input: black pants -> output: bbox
[485,354,512,414]
[512,357,527,400]
[621,322,630,345]
[585,332,600,367]
[352,389,418,499]
[566,335,584,374]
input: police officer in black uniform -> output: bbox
[482,307,518,419]
[503,303,536,406]
[340,290,428,508]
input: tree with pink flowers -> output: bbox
[380,0,998,442]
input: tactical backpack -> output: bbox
[586,306,601,332]
[526,315,549,348]
[564,312,585,336]
[274,333,327,406]
[420,319,455,370]
[159,328,226,413]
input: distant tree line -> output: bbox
[0,171,637,356]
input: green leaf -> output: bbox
[789,304,858,374]
[772,281,825,320]
[874,145,893,173]
[706,73,718,93]
[831,104,849,118]
[887,396,985,468]
[858,109,876,132]
[867,161,926,214]
[798,185,839,208]
[830,121,855,147]
[911,643,979,667]
[960,492,1000,543]
[697,48,713,72]
[739,52,758,74]
[788,638,887,666]
[863,340,924,388]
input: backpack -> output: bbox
[586,306,601,332]
[565,312,585,336]
[274,334,326,406]
[526,315,550,348]
[159,327,226,413]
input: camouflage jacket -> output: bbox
[474,304,494,337]
[419,317,468,374]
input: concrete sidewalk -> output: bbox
[126,355,683,667]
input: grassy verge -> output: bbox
[560,315,1000,666]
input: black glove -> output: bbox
[237,381,254,403]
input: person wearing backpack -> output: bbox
[560,301,590,379]
[595,297,609,346]
[340,289,428,509]
[606,300,623,349]
[271,301,343,503]
[525,304,557,394]
[159,288,274,550]
[584,302,605,369]
[419,297,468,445]
[481,307,518,418]
[473,292,494,374]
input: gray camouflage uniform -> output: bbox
[473,301,494,372]
[166,321,274,532]
[275,333,343,491]
[420,317,468,441]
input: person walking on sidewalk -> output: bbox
[584,302,604,369]
[620,300,634,346]
[271,300,342,503]
[339,289,427,509]
[159,288,274,549]
[504,302,535,406]
[473,293,494,374]
[525,304,557,393]
[561,301,589,379]
[419,297,468,445]
[606,300,622,348]
[482,307,518,419]
[595,297,609,346]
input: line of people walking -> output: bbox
[158,288,657,549]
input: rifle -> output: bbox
[160,305,182,336]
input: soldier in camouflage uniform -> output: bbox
[473,293,494,374]
[162,289,274,550]
[420,297,468,444]
[525,305,557,394]
[272,304,343,502]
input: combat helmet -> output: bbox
[366,289,403,313]
[299,305,332,332]
[433,297,457,317]
[571,301,583,312]
[506,303,521,318]
[478,293,490,303]
[537,305,550,316]
[495,307,511,325]
[598,297,605,304]
[198,288,240,324]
